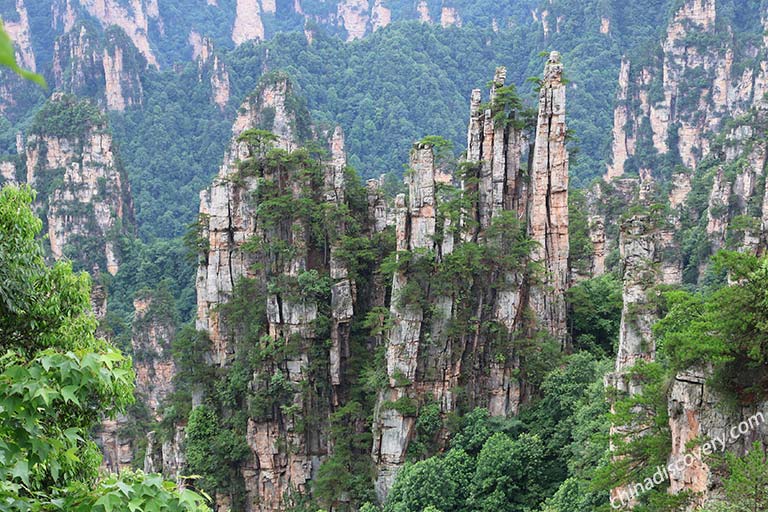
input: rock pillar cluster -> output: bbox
[372,52,570,498]
[194,56,572,510]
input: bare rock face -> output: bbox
[193,55,572,511]
[528,51,569,346]
[603,203,665,506]
[613,211,662,373]
[337,0,370,40]
[3,0,36,73]
[606,0,768,180]
[196,74,308,366]
[97,416,135,474]
[439,6,462,27]
[665,369,768,508]
[194,36,231,109]
[0,0,36,116]
[24,94,133,276]
[233,0,266,45]
[75,0,161,67]
[53,23,146,111]
[373,57,570,499]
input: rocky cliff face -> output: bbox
[23,93,133,276]
[599,3,768,505]
[3,0,36,73]
[606,0,768,180]
[195,74,365,509]
[0,0,37,116]
[53,23,145,111]
[232,0,266,45]
[68,0,161,67]
[194,36,231,110]
[528,52,570,345]
[132,289,177,420]
[97,286,180,476]
[372,53,570,498]
[196,74,309,367]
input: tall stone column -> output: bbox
[528,51,570,346]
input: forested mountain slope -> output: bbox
[2,0,676,239]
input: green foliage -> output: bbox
[471,432,546,512]
[384,449,474,512]
[314,401,375,509]
[654,251,768,400]
[719,441,768,511]
[238,128,279,158]
[382,396,419,417]
[568,189,595,275]
[0,185,209,510]
[566,274,623,356]
[185,405,249,493]
[30,95,105,139]
[596,361,672,500]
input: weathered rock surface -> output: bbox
[132,290,177,419]
[75,0,160,67]
[24,94,133,275]
[53,23,145,111]
[194,36,230,109]
[195,74,363,510]
[606,0,768,180]
[372,55,570,499]
[528,51,569,345]
[233,0,266,45]
[196,75,306,366]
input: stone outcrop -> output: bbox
[603,199,665,507]
[194,36,231,109]
[3,0,36,73]
[598,5,768,506]
[53,23,146,111]
[606,0,768,180]
[372,54,570,499]
[97,287,179,476]
[132,289,177,419]
[233,0,266,45]
[195,74,367,509]
[97,416,134,474]
[196,74,307,367]
[665,369,768,508]
[24,93,133,275]
[76,0,161,67]
[0,0,36,116]
[191,55,572,508]
[337,0,370,40]
[144,426,187,481]
[440,6,461,28]
[528,51,569,345]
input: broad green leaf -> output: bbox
[60,385,80,405]
[11,459,29,486]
